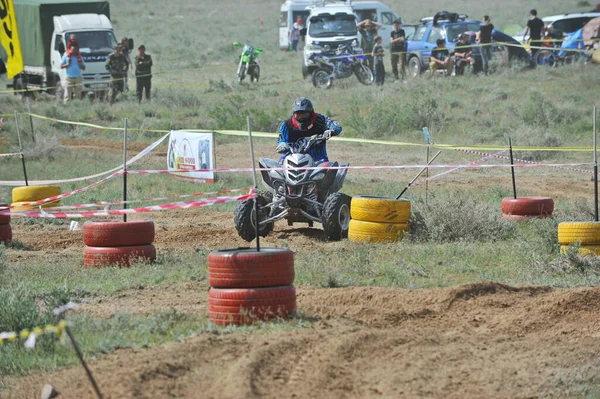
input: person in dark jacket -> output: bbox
[135,45,153,102]
[277,97,342,162]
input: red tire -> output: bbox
[0,224,12,243]
[83,219,155,247]
[83,244,156,267]
[0,203,9,225]
[502,213,554,221]
[208,286,296,326]
[208,248,294,288]
[501,197,554,216]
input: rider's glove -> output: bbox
[323,130,335,140]
[276,143,290,154]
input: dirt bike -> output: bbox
[234,134,351,241]
[309,43,374,89]
[233,42,262,83]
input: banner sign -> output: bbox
[0,0,24,79]
[167,130,215,183]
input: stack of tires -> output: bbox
[501,197,554,220]
[11,185,61,212]
[348,196,410,243]
[0,203,11,244]
[558,222,600,256]
[208,248,296,326]
[83,219,156,267]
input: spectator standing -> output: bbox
[429,38,453,75]
[523,10,545,54]
[289,18,302,51]
[372,35,385,86]
[135,45,153,103]
[60,45,85,103]
[390,20,406,82]
[357,19,381,71]
[120,37,132,91]
[105,44,129,104]
[477,15,494,75]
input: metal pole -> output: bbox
[396,151,442,199]
[14,111,29,186]
[509,137,517,199]
[594,106,598,222]
[425,145,430,206]
[123,119,128,223]
[62,323,103,399]
[26,97,36,143]
[247,116,260,251]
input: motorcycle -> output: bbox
[309,43,374,89]
[234,134,351,241]
[233,42,262,83]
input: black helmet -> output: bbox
[292,97,313,113]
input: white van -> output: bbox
[280,0,401,51]
[300,1,401,77]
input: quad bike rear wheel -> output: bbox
[322,192,351,241]
[234,191,274,241]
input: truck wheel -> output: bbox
[13,76,35,99]
[408,57,422,78]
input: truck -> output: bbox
[4,0,118,99]
[300,1,400,78]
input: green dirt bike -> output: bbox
[233,42,263,83]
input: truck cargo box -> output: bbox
[14,0,110,67]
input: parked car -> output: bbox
[512,12,600,43]
[406,13,484,77]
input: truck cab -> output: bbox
[51,14,117,98]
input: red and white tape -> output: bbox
[126,162,595,174]
[3,192,254,219]
[0,152,23,158]
[449,146,593,175]
[45,187,253,210]
[414,150,507,187]
[11,171,124,208]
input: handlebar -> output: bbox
[279,134,326,155]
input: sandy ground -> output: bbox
[2,139,600,398]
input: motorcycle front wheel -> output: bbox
[355,64,374,85]
[312,68,332,89]
[238,63,247,82]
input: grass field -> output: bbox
[1,0,600,397]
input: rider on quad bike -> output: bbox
[234,97,351,242]
[276,97,342,161]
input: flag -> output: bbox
[0,0,24,79]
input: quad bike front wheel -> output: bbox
[322,192,351,241]
[234,191,274,241]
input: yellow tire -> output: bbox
[348,219,409,243]
[12,185,61,203]
[560,245,600,257]
[557,222,600,245]
[350,196,411,223]
[10,200,61,213]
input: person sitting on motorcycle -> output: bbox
[277,97,342,162]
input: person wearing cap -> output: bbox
[60,44,85,103]
[357,19,381,71]
[66,34,83,63]
[390,20,406,81]
[105,44,129,104]
[453,33,473,75]
[523,9,545,54]
[135,45,153,103]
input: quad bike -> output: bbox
[233,42,263,82]
[234,134,351,241]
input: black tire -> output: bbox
[322,192,351,241]
[312,68,332,89]
[234,191,274,242]
[238,64,246,82]
[408,57,421,78]
[250,64,260,83]
[355,64,374,85]
[535,49,557,67]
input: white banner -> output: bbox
[167,130,215,183]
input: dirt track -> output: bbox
[4,282,600,398]
[3,140,600,398]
